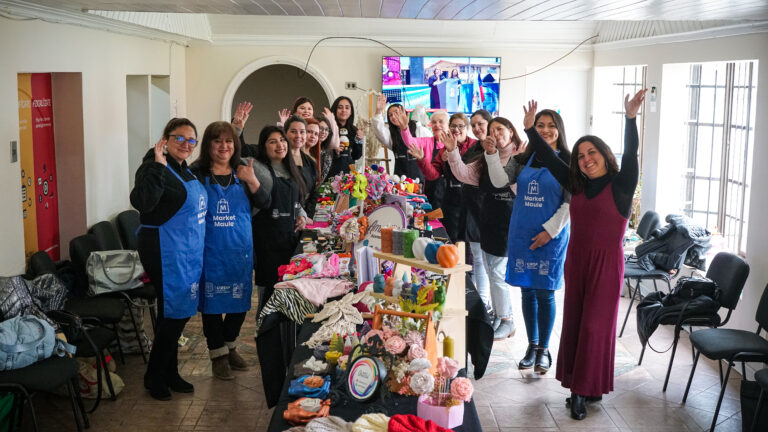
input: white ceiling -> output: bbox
[19,0,768,21]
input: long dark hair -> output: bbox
[330,96,357,132]
[517,109,571,164]
[193,121,241,176]
[569,135,618,194]
[291,97,313,115]
[387,104,417,155]
[472,116,522,179]
[316,115,334,151]
[256,126,307,198]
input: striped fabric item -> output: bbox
[255,288,317,334]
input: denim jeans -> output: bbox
[520,288,556,348]
[483,252,512,319]
[470,242,491,309]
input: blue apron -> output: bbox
[143,165,207,319]
[200,175,253,314]
[505,154,569,290]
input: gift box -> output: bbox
[416,394,464,429]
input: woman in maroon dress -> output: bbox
[521,89,647,420]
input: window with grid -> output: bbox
[592,65,647,162]
[681,60,757,256]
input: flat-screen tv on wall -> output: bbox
[382,56,501,116]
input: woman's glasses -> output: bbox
[168,135,198,146]
[449,124,466,130]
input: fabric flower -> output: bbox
[396,375,412,395]
[450,377,474,402]
[404,330,423,347]
[407,344,427,361]
[385,336,407,355]
[409,370,435,395]
[381,326,397,340]
[408,358,432,372]
[437,357,459,379]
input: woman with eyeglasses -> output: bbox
[521,90,646,420]
[190,121,262,381]
[389,109,449,210]
[285,115,319,219]
[446,116,527,341]
[131,118,207,401]
[328,96,364,177]
[371,94,432,184]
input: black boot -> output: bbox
[568,393,587,420]
[518,344,538,369]
[534,348,551,373]
[166,344,194,393]
[144,374,171,401]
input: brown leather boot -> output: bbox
[228,348,249,371]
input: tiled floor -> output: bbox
[26,290,744,431]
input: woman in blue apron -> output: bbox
[191,121,261,381]
[131,118,206,401]
[445,117,526,341]
[493,110,571,374]
[250,126,308,407]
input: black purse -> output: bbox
[672,276,719,301]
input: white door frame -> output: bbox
[221,56,335,120]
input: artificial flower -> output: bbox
[409,370,435,395]
[450,377,474,402]
[385,335,407,355]
[404,330,423,347]
[408,358,432,372]
[437,357,460,379]
[407,344,427,361]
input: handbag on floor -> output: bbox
[86,250,144,295]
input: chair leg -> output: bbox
[99,351,118,402]
[619,278,640,338]
[709,360,733,432]
[125,301,147,363]
[73,376,90,429]
[111,325,126,365]
[65,378,85,432]
[652,279,659,292]
[148,300,157,332]
[663,326,682,391]
[752,389,766,432]
[638,341,647,365]
[682,350,700,403]
[719,360,724,385]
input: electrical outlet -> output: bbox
[10,140,18,163]
[345,82,357,90]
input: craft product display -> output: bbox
[392,229,404,255]
[289,375,332,399]
[402,230,419,259]
[380,226,394,253]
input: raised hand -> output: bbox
[278,108,291,124]
[232,101,253,130]
[154,138,167,166]
[513,140,528,155]
[438,130,457,152]
[375,94,387,115]
[523,100,538,129]
[322,107,335,122]
[530,230,552,250]
[482,136,497,155]
[625,88,648,119]
[236,159,260,192]
[407,143,424,160]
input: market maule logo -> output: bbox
[18,100,30,109]
[32,98,51,108]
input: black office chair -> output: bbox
[0,356,88,431]
[115,210,140,251]
[751,367,768,432]
[619,211,672,338]
[682,282,768,432]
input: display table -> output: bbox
[266,321,483,431]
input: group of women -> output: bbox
[131,86,647,421]
[130,95,363,402]
[372,89,646,421]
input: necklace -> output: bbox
[210,171,233,189]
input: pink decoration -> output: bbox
[363,329,385,344]
[417,394,464,429]
[407,344,428,361]
[437,357,460,379]
[385,336,407,355]
[450,377,474,402]
[404,330,423,347]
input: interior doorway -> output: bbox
[230,64,331,145]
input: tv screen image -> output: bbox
[382,56,501,116]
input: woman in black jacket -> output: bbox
[131,118,205,401]
[327,96,363,177]
[285,115,319,219]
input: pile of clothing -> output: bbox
[635,214,712,272]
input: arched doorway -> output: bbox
[222,57,333,145]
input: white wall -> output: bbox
[594,32,768,335]
[184,43,592,146]
[0,18,186,275]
